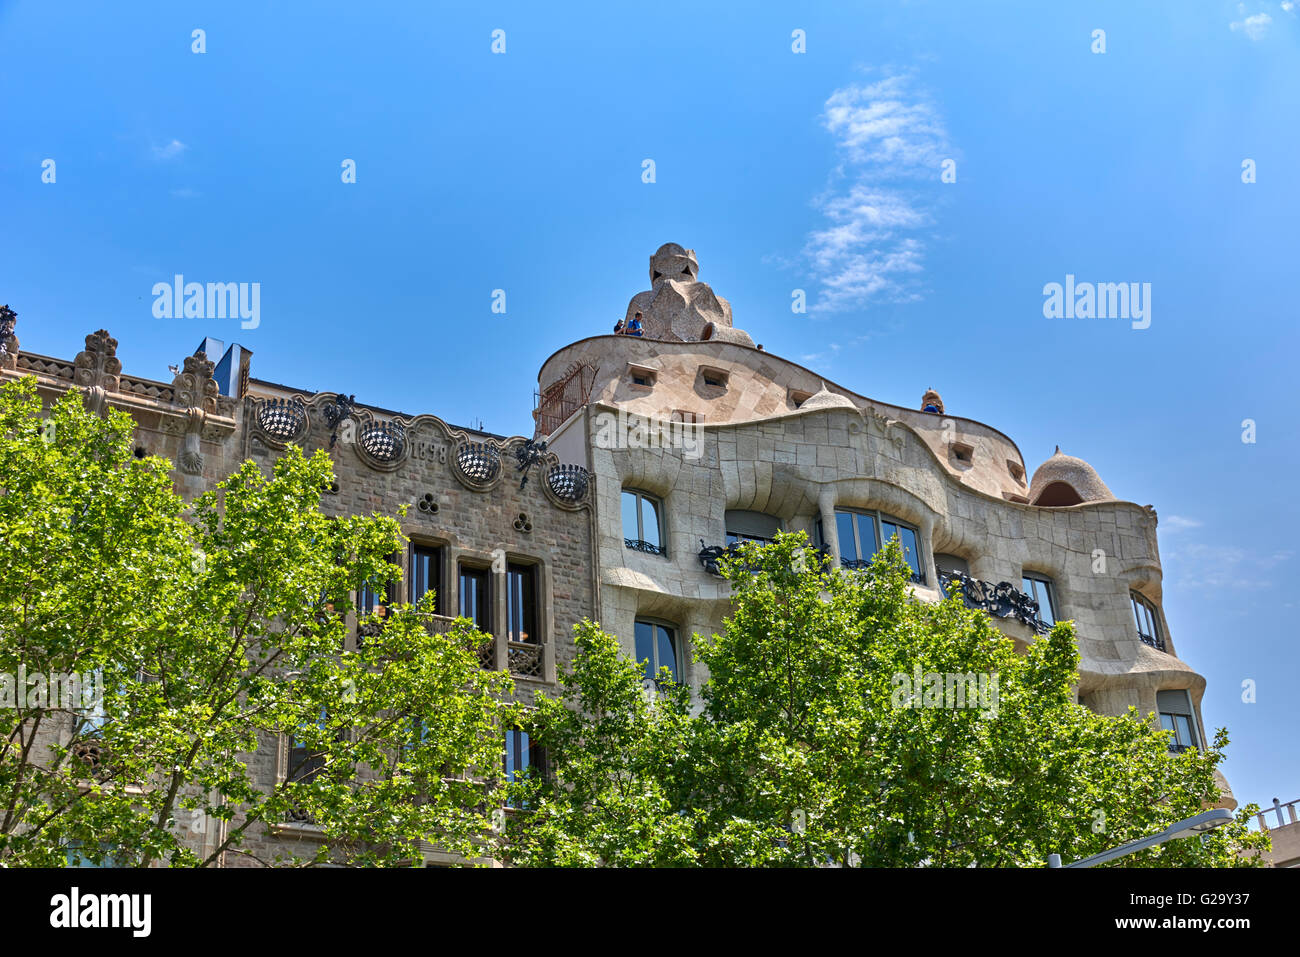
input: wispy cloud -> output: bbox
[800,343,841,365]
[1166,543,1292,590]
[151,139,187,161]
[1162,515,1203,533]
[802,70,953,314]
[1230,3,1275,39]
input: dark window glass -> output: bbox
[359,551,399,613]
[410,545,443,614]
[836,512,858,562]
[622,490,665,554]
[1023,575,1056,626]
[833,510,922,582]
[504,729,548,807]
[1132,592,1163,650]
[640,497,661,548]
[459,566,490,630]
[884,522,921,581]
[507,563,537,643]
[621,491,639,542]
[634,620,678,683]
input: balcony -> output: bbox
[940,571,1051,635]
[841,556,924,585]
[698,540,744,575]
[625,538,667,558]
[1138,630,1167,652]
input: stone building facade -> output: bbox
[0,309,596,865]
[536,243,1235,808]
[0,240,1235,864]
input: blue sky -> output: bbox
[2,1,1297,814]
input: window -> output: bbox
[627,364,657,388]
[828,509,924,583]
[1132,592,1165,651]
[622,489,666,557]
[634,620,679,684]
[699,366,729,390]
[1021,574,1057,627]
[505,729,546,783]
[725,509,781,546]
[65,841,122,867]
[459,565,490,630]
[410,544,443,615]
[507,562,538,643]
[504,728,547,807]
[358,551,400,614]
[1157,690,1199,753]
[934,553,970,577]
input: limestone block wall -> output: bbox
[539,335,1030,500]
[583,394,1213,761]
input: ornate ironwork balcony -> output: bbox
[456,442,501,483]
[842,556,924,585]
[1168,743,1192,754]
[941,570,1050,635]
[625,538,667,557]
[546,463,589,503]
[699,540,744,576]
[508,641,545,679]
[358,420,406,463]
[1138,631,1167,652]
[257,397,307,443]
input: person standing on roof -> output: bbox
[627,311,645,337]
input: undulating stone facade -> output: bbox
[537,244,1234,809]
[0,241,1234,865]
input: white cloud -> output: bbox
[1281,1,1294,14]
[1230,11,1273,39]
[151,139,187,161]
[801,71,952,314]
[1162,515,1203,533]
[1167,543,1292,590]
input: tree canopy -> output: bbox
[0,377,510,867]
[505,533,1267,867]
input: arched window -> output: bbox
[1156,690,1199,752]
[824,509,924,583]
[725,509,781,545]
[1022,573,1058,626]
[1131,592,1165,651]
[634,619,679,684]
[622,489,666,556]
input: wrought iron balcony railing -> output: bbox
[1138,631,1167,652]
[625,538,667,557]
[940,570,1051,635]
[698,541,743,575]
[841,556,925,585]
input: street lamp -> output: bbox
[1046,808,1233,868]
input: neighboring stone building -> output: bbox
[0,310,595,865]
[1246,796,1300,867]
[537,243,1235,808]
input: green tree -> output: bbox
[509,532,1268,867]
[0,377,510,867]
